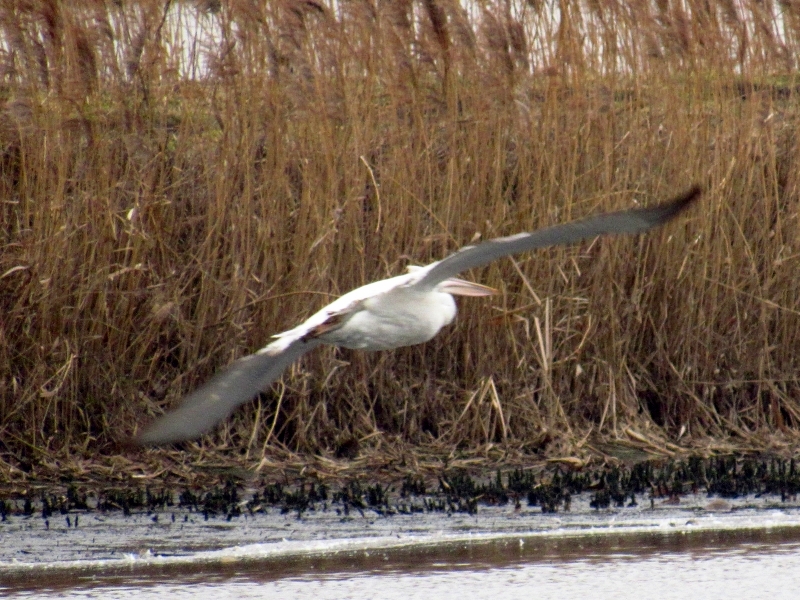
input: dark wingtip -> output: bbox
[117,436,144,451]
[128,434,152,448]
[124,418,176,447]
[119,429,153,448]
[127,427,193,448]
[131,426,185,447]
[659,184,702,220]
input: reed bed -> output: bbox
[1,0,799,482]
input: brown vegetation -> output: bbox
[1,0,799,483]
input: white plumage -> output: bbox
[266,269,493,353]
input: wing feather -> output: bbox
[136,337,321,444]
[414,186,701,291]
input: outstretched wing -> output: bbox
[135,277,397,445]
[136,337,322,445]
[413,186,701,291]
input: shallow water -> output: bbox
[3,493,800,598]
[6,528,800,599]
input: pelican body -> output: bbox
[270,269,493,353]
[136,186,701,445]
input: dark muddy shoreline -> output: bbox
[2,454,799,572]
[2,455,800,597]
[3,454,798,522]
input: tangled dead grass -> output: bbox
[1,1,799,485]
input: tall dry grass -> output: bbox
[1,0,799,474]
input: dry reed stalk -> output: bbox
[0,1,799,482]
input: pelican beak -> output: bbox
[439,278,498,297]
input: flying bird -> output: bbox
[136,186,701,445]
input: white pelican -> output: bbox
[136,186,700,444]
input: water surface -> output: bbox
[3,493,800,599]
